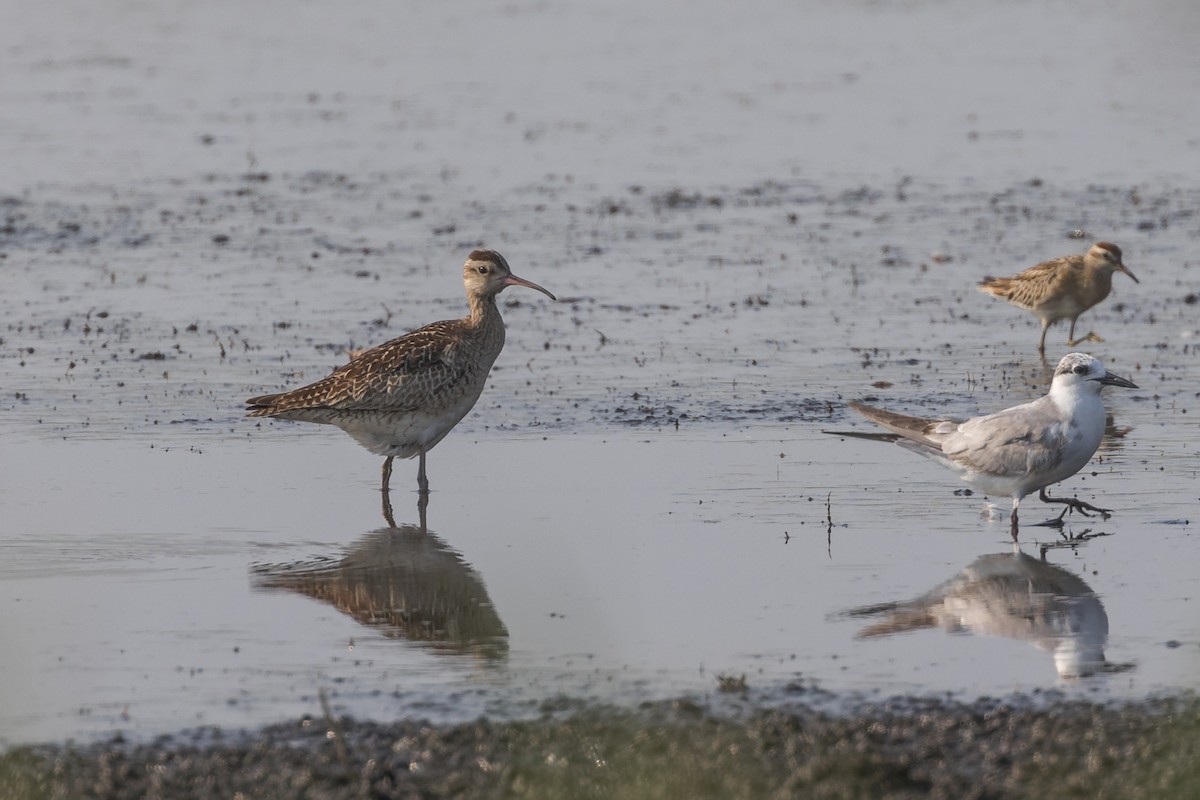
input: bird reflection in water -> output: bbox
[835,550,1132,679]
[252,520,508,660]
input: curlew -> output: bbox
[247,249,555,517]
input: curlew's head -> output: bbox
[463,249,557,302]
[1086,242,1138,284]
[1051,352,1138,395]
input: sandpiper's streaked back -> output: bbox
[832,353,1137,540]
[978,242,1138,354]
[247,249,556,509]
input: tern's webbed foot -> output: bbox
[1033,506,1070,528]
[1037,488,1112,524]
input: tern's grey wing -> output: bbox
[939,398,1067,479]
[846,401,956,451]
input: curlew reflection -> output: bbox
[835,550,1131,679]
[1097,412,1132,455]
[252,522,508,660]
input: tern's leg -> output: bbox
[417,449,429,495]
[1035,487,1111,523]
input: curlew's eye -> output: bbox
[1073,364,1088,375]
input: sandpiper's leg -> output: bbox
[1035,487,1111,523]
[1010,499,1020,542]
[417,449,429,495]
[1067,317,1105,347]
[417,491,428,533]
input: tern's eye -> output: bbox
[477,265,489,274]
[1073,364,1088,375]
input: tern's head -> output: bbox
[1052,352,1138,394]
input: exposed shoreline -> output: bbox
[4,692,1199,799]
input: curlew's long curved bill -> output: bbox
[504,274,557,301]
[1097,371,1138,389]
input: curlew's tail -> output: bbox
[246,392,285,417]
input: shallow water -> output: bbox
[2,0,1199,746]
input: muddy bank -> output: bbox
[3,172,1198,747]
[3,694,1200,799]
[3,174,1195,442]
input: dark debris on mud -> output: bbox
[3,695,1200,800]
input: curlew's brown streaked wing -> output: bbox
[247,319,475,416]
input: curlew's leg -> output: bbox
[415,449,430,532]
[417,449,429,495]
[382,456,394,492]
[382,493,396,528]
[1034,486,1111,526]
[1037,321,1049,355]
[381,457,396,528]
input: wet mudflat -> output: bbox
[3,0,1200,796]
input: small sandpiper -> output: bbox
[978,242,1138,354]
[247,249,556,519]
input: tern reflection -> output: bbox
[253,523,508,659]
[838,551,1129,678]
